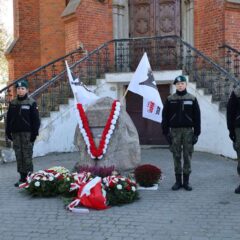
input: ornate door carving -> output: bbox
[129,0,154,37]
[129,0,180,37]
[156,0,180,36]
[129,0,181,70]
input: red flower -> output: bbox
[57,175,64,180]
[109,181,115,188]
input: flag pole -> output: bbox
[120,87,129,104]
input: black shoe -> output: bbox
[14,177,26,187]
[183,183,192,191]
[14,180,24,187]
[172,182,182,190]
[235,185,240,194]
[172,174,182,191]
[183,174,192,191]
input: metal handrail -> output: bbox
[218,44,240,78]
[220,44,240,56]
[0,47,83,94]
[31,35,240,99]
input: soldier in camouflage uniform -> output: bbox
[6,79,40,187]
[162,75,201,191]
[227,85,240,194]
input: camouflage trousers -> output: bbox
[233,128,240,167]
[169,128,194,175]
[12,132,33,174]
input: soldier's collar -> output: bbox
[176,89,187,96]
[17,94,28,101]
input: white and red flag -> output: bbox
[65,61,99,105]
[127,52,163,123]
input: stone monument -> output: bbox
[74,97,141,172]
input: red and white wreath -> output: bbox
[76,100,121,160]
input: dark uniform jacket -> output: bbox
[162,89,201,136]
[6,94,40,139]
[227,87,240,134]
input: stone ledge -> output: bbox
[225,0,240,10]
[61,0,81,18]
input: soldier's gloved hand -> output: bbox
[7,134,13,141]
[30,135,37,143]
[165,133,172,145]
[192,135,198,145]
[229,132,236,142]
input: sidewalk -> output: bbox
[0,148,240,240]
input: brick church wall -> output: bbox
[64,17,79,53]
[39,0,65,65]
[7,0,113,84]
[224,1,240,49]
[76,0,113,51]
[6,0,41,81]
[194,0,225,59]
[194,0,240,58]
[6,0,66,82]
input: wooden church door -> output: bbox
[129,0,181,38]
[129,0,181,70]
[127,0,181,145]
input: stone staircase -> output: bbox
[188,70,233,112]
[37,83,73,118]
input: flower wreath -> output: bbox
[77,100,121,160]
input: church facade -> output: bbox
[6,0,240,80]
[5,0,240,147]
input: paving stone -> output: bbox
[0,149,240,240]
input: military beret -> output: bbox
[173,75,187,85]
[15,79,29,88]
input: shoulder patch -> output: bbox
[184,100,193,105]
[21,105,30,110]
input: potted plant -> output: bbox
[134,164,161,187]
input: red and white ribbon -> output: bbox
[77,100,121,160]
[67,174,107,211]
[19,169,64,189]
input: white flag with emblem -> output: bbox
[65,61,99,105]
[127,52,163,123]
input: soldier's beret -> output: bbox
[15,79,29,88]
[173,75,187,85]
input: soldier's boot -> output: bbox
[172,174,182,190]
[14,173,27,187]
[183,174,192,191]
[235,184,240,194]
[237,162,240,175]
